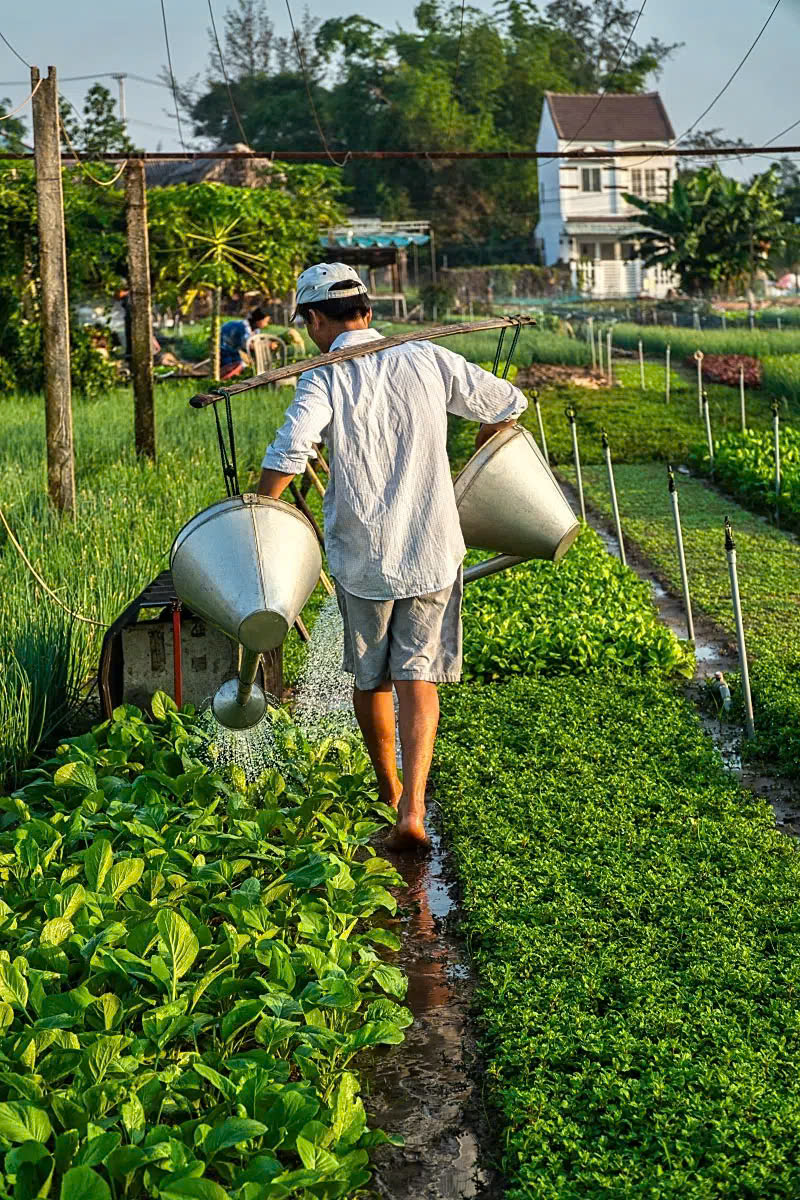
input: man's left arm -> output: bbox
[257,376,331,500]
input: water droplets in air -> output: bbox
[294,594,357,740]
[199,704,284,780]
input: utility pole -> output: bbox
[111,72,127,133]
[125,158,156,460]
[31,65,75,514]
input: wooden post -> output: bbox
[125,160,156,460]
[210,287,222,379]
[31,65,75,514]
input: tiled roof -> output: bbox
[545,92,674,143]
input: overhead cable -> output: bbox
[159,0,188,153]
[285,0,347,167]
[0,76,40,119]
[0,29,30,70]
[207,0,250,146]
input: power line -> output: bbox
[207,0,250,146]
[555,0,648,158]
[285,0,345,167]
[159,0,188,153]
[0,72,171,88]
[0,29,30,70]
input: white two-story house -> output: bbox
[535,92,678,299]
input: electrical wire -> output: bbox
[285,0,347,167]
[0,29,30,70]
[207,0,250,146]
[0,76,40,119]
[554,0,648,160]
[0,503,107,627]
[159,0,188,153]
[59,115,128,185]
[446,0,467,143]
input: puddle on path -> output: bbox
[560,478,800,828]
[364,816,500,1200]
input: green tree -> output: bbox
[59,84,133,157]
[0,98,28,153]
[625,165,787,295]
[147,166,344,374]
[185,0,679,256]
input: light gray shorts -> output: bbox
[334,569,463,691]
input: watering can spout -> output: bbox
[170,495,322,730]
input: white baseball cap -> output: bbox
[292,262,369,320]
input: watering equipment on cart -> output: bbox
[457,425,579,583]
[170,494,321,730]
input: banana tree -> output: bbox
[148,168,344,376]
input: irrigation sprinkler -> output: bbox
[532,390,549,466]
[597,328,604,374]
[672,311,678,327]
[588,317,596,369]
[638,339,645,390]
[565,404,585,521]
[694,350,704,417]
[778,316,782,332]
[702,390,714,471]
[602,430,625,565]
[721,311,727,330]
[667,465,694,642]
[773,398,781,518]
[724,518,755,739]
[606,328,613,386]
[739,364,746,431]
[665,344,671,403]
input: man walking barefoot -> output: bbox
[258,263,527,850]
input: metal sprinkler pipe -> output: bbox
[668,465,694,642]
[724,517,755,740]
[773,398,781,517]
[702,390,714,471]
[665,344,671,403]
[739,364,746,432]
[694,350,704,417]
[606,328,613,386]
[588,317,596,370]
[602,430,625,565]
[532,390,549,466]
[565,405,585,521]
[638,339,645,390]
[597,327,604,374]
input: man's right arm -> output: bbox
[435,346,528,441]
[260,374,332,487]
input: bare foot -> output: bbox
[385,813,431,853]
[380,782,403,811]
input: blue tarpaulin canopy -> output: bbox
[320,233,430,248]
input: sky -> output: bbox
[2,0,799,181]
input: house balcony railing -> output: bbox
[572,258,675,299]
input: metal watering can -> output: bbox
[170,494,321,730]
[456,425,579,583]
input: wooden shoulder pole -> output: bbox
[31,65,75,513]
[125,159,156,460]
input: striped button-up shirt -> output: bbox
[262,328,528,600]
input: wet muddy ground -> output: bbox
[364,820,501,1200]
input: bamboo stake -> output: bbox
[702,390,714,471]
[606,328,613,386]
[665,344,671,403]
[739,364,746,431]
[694,350,704,417]
[638,339,645,390]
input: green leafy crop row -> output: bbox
[435,674,800,1198]
[0,698,409,1199]
[689,426,800,533]
[575,462,800,777]
[462,527,693,682]
[762,354,800,404]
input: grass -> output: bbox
[0,381,297,786]
[763,354,800,404]
[689,426,800,534]
[611,322,800,360]
[435,674,800,1198]
[574,461,800,776]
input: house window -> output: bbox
[579,242,595,260]
[630,168,642,195]
[645,169,657,198]
[599,243,616,261]
[581,168,602,192]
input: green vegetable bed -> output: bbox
[0,699,409,1199]
[435,674,800,1198]
[690,427,800,534]
[612,322,800,360]
[574,462,800,777]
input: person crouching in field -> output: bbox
[219,306,269,379]
[259,263,527,851]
